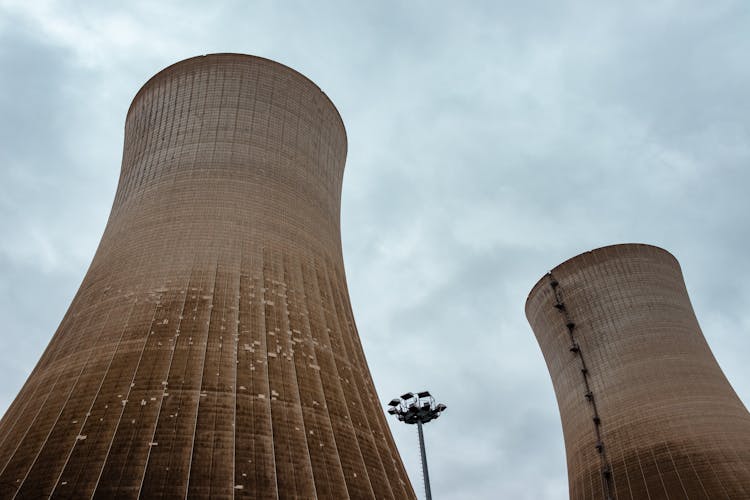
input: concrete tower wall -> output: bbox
[0,54,415,499]
[526,244,750,499]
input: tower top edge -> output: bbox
[126,53,347,142]
[524,243,680,311]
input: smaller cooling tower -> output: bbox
[526,244,750,500]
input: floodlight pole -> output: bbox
[387,391,445,500]
[417,420,432,500]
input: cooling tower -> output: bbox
[0,54,415,499]
[526,244,750,499]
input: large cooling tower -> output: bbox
[526,244,750,499]
[0,54,415,499]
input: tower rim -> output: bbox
[525,243,679,312]
[126,52,347,148]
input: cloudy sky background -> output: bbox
[1,1,750,498]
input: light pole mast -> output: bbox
[416,419,431,500]
[387,391,447,500]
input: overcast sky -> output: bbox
[1,1,750,498]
